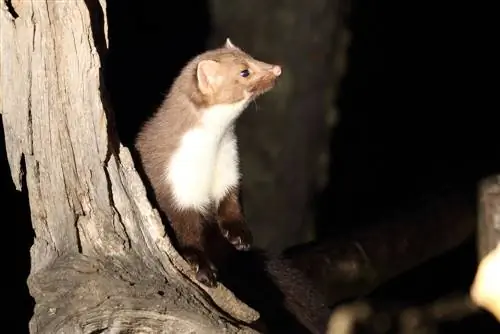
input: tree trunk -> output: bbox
[0,1,260,332]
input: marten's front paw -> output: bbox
[181,248,218,288]
[219,221,253,251]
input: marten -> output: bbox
[135,38,330,334]
[135,37,281,286]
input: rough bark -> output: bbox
[207,0,351,252]
[0,1,259,333]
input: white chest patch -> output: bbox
[166,100,249,213]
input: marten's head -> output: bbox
[191,38,282,107]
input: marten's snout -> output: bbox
[271,65,282,77]
[247,62,282,96]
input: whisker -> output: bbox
[252,99,259,111]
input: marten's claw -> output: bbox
[219,221,253,251]
[196,266,218,287]
[182,248,218,287]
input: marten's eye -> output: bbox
[240,69,250,78]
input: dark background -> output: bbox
[2,0,498,332]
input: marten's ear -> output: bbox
[197,60,221,95]
[225,38,238,50]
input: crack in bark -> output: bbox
[103,161,132,250]
[75,215,83,253]
[4,0,19,19]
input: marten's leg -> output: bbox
[169,209,218,287]
[216,187,252,251]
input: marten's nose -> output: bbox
[271,65,282,76]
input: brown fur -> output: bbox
[135,39,281,287]
[216,186,252,250]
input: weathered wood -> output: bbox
[0,1,259,333]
